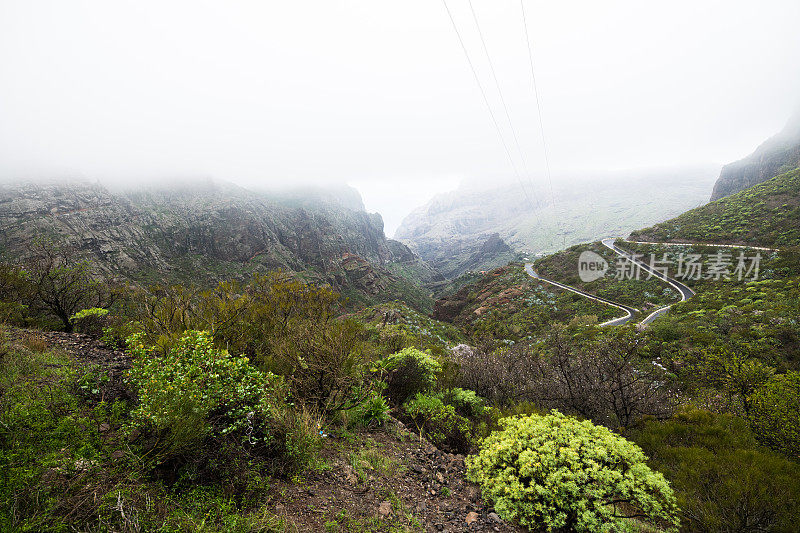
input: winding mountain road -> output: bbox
[524,238,698,327]
[523,263,637,326]
[600,238,695,324]
[525,237,782,327]
[623,239,780,252]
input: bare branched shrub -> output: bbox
[451,343,540,406]
[453,326,676,428]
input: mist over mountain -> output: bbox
[395,166,718,279]
[0,179,439,310]
[3,1,800,529]
[710,110,800,201]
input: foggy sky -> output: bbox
[1,1,799,236]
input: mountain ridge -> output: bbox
[0,179,440,310]
[710,111,800,201]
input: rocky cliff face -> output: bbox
[0,179,438,310]
[710,112,800,201]
[408,232,518,281]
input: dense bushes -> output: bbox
[129,274,380,420]
[0,263,32,325]
[275,318,375,417]
[748,371,800,457]
[644,276,800,381]
[436,387,486,419]
[467,410,679,532]
[131,273,339,358]
[70,307,109,336]
[630,408,800,532]
[453,326,675,428]
[128,331,281,446]
[380,347,488,453]
[402,393,475,453]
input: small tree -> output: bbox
[466,411,679,532]
[277,318,374,416]
[698,347,774,415]
[25,242,111,332]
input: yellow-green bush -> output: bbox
[69,307,109,336]
[382,347,441,404]
[466,410,679,532]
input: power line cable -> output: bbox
[520,0,556,212]
[440,0,537,212]
[467,0,540,209]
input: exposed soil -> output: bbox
[266,419,523,532]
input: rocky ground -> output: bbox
[267,420,522,532]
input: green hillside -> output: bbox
[533,242,679,314]
[432,263,619,344]
[631,168,800,248]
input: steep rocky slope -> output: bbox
[710,111,800,201]
[0,179,440,310]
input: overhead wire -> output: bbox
[520,0,557,213]
[439,0,538,214]
[467,0,540,209]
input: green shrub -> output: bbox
[631,408,800,532]
[467,411,679,532]
[351,391,390,427]
[748,371,800,457]
[70,307,109,336]
[382,347,441,404]
[403,393,474,453]
[374,324,414,354]
[127,330,284,456]
[100,319,139,351]
[0,262,31,326]
[275,318,374,417]
[436,388,486,419]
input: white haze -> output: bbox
[1,1,799,236]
